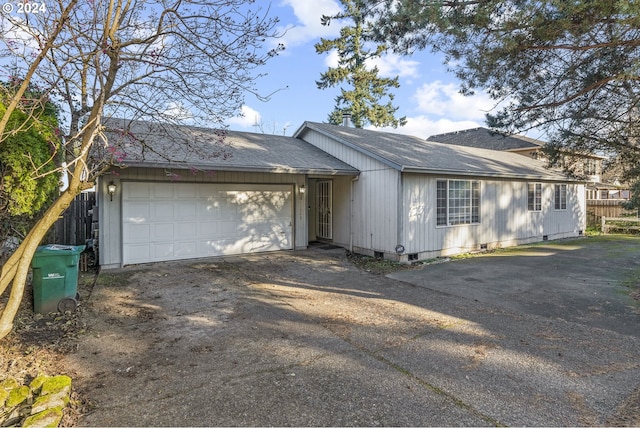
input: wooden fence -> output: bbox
[52,192,96,246]
[601,216,640,234]
[586,200,638,228]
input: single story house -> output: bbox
[97,120,586,268]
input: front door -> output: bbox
[316,180,332,240]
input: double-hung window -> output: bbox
[528,183,542,211]
[554,184,567,210]
[436,179,481,226]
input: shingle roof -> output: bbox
[427,127,544,151]
[296,122,571,181]
[103,119,359,175]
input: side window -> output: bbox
[436,180,448,226]
[437,179,481,226]
[528,183,542,211]
[554,184,567,210]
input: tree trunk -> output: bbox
[0,0,78,141]
[0,188,79,339]
[0,109,101,340]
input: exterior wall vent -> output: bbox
[408,253,418,261]
[480,243,488,250]
[543,235,548,241]
[374,251,384,259]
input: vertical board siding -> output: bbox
[301,129,400,252]
[99,168,306,267]
[328,176,352,247]
[402,174,585,257]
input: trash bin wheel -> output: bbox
[57,297,77,313]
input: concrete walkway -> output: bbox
[68,236,640,426]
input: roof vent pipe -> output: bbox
[342,112,351,127]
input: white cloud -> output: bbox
[276,0,342,49]
[413,81,496,121]
[372,116,482,139]
[323,49,340,67]
[368,52,420,79]
[0,16,40,54]
[227,105,262,128]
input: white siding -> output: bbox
[99,168,307,268]
[300,129,400,255]
[401,174,586,260]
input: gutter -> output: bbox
[400,166,578,182]
[120,162,359,176]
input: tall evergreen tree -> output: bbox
[315,0,406,128]
[370,0,640,177]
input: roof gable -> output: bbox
[295,122,571,181]
[103,119,358,175]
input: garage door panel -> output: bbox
[175,242,198,258]
[152,223,174,241]
[124,202,150,222]
[124,224,150,242]
[177,185,198,198]
[122,182,293,264]
[126,182,152,199]
[178,203,197,219]
[153,184,175,199]
[151,202,175,221]
[197,200,234,220]
[197,220,236,238]
[176,222,197,238]
[124,244,151,264]
[152,242,174,260]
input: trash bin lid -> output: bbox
[35,244,85,255]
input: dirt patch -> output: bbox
[0,270,98,426]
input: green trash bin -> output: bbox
[31,244,85,314]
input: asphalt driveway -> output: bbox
[389,236,640,337]
[67,235,640,426]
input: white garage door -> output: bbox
[122,182,293,265]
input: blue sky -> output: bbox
[225,0,497,139]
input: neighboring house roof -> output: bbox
[294,122,572,181]
[103,119,358,175]
[426,127,544,152]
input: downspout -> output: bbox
[397,172,404,259]
[350,175,360,253]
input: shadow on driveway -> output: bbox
[389,235,640,337]
[68,235,639,426]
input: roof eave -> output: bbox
[401,166,579,182]
[120,161,359,176]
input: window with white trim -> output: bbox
[528,183,542,211]
[436,179,480,226]
[554,184,567,210]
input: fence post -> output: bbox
[601,216,606,234]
